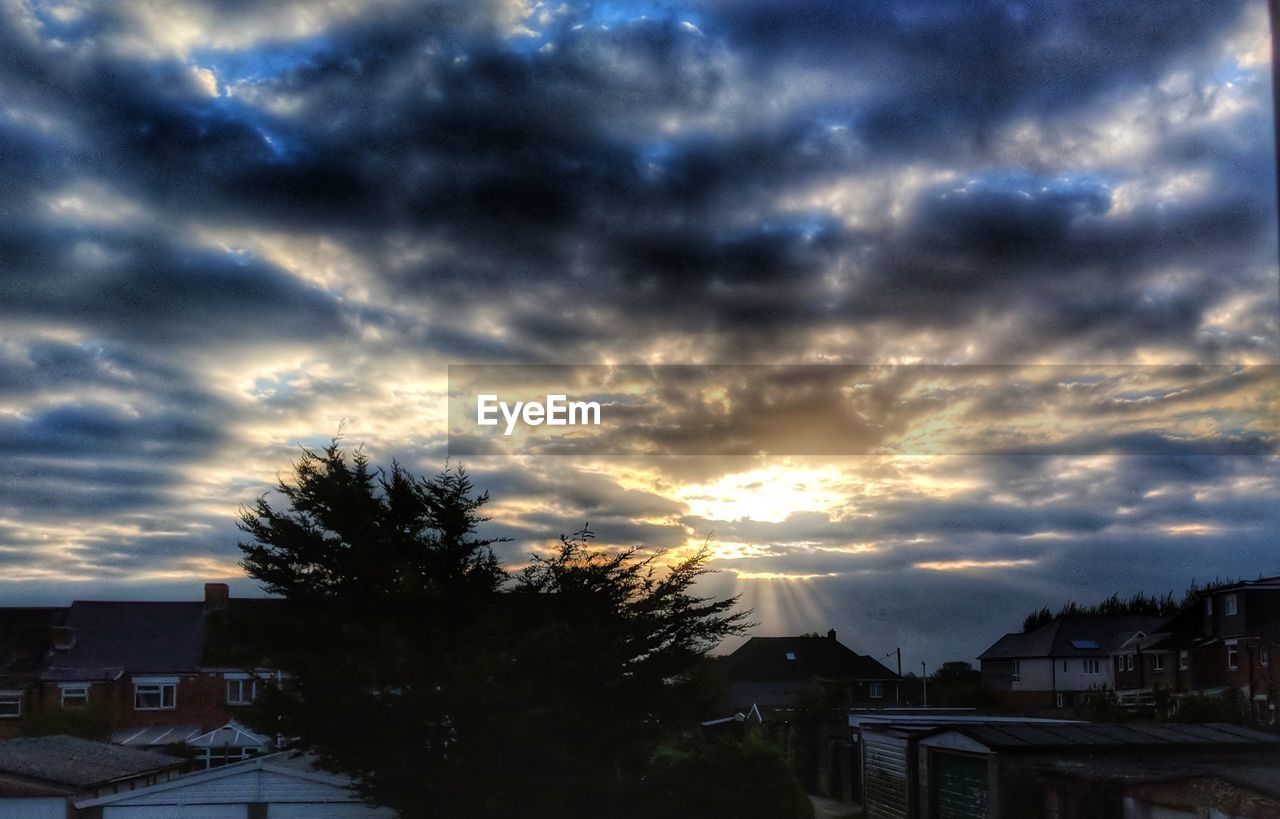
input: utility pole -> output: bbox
[921,661,928,709]
[896,647,902,704]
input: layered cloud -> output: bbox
[0,0,1276,665]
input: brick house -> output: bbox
[978,614,1168,709]
[0,584,280,750]
[0,608,67,740]
[1113,577,1280,722]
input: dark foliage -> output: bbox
[237,442,759,817]
[636,737,815,819]
[1021,579,1247,633]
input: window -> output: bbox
[1205,596,1213,616]
[1152,655,1165,672]
[1227,641,1239,671]
[199,747,262,769]
[134,678,177,710]
[784,651,796,661]
[1083,659,1100,675]
[1225,594,1238,616]
[60,684,89,708]
[0,692,20,718]
[1179,650,1189,670]
[1262,646,1271,669]
[1011,660,1021,682]
[1055,693,1064,708]
[1124,655,1133,671]
[869,682,884,699]
[226,676,259,705]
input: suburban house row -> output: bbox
[978,576,1280,720]
[0,583,280,765]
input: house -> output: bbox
[0,734,185,818]
[29,584,280,747]
[1113,577,1280,722]
[723,630,902,710]
[0,607,67,740]
[74,751,397,818]
[978,614,1168,708]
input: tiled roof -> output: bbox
[724,635,899,682]
[979,614,1170,660]
[41,601,207,681]
[0,735,183,788]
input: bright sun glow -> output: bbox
[674,464,850,523]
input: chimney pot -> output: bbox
[204,582,230,610]
[827,629,837,640]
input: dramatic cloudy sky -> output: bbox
[2,0,1277,667]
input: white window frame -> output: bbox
[1083,659,1100,675]
[869,682,884,700]
[1152,655,1165,672]
[1205,596,1213,616]
[1179,650,1189,670]
[1124,655,1133,671]
[1011,660,1021,682]
[1226,640,1239,672]
[59,683,89,708]
[133,677,177,711]
[0,691,21,718]
[1225,594,1238,616]
[225,674,259,705]
[1262,646,1271,669]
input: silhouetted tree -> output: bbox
[237,443,760,818]
[1021,584,1235,633]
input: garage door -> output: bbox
[104,806,248,819]
[931,752,989,819]
[0,798,66,819]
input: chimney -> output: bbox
[204,582,230,610]
[827,629,837,640]
[51,626,76,651]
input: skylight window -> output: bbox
[784,651,797,661]
[1070,640,1101,650]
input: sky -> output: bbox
[1,0,1277,669]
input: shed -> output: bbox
[916,722,1280,819]
[75,751,397,818]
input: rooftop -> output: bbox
[725,634,899,682]
[0,735,183,789]
[925,722,1280,752]
[979,614,1170,661]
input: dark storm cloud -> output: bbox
[4,0,1270,360]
